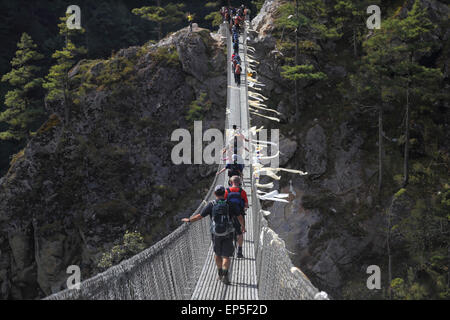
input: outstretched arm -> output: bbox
[182,213,202,223]
[216,167,226,175]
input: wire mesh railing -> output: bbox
[243,15,323,300]
[45,19,325,301]
[45,166,224,300]
[251,182,320,300]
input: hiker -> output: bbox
[230,7,237,17]
[234,16,242,31]
[217,154,244,187]
[238,5,245,18]
[244,6,250,19]
[182,185,245,285]
[222,124,249,162]
[235,14,243,26]
[233,40,239,54]
[187,13,194,31]
[231,57,237,73]
[220,6,228,22]
[232,53,241,65]
[230,124,249,150]
[233,29,240,40]
[234,63,242,85]
[231,54,241,72]
[227,7,233,26]
[225,176,248,258]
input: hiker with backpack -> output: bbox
[234,63,242,85]
[234,54,241,65]
[225,176,248,259]
[231,54,241,72]
[232,31,239,44]
[216,154,244,187]
[182,185,245,285]
[233,17,241,33]
[232,24,239,34]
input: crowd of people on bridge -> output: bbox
[221,5,249,87]
[220,4,250,30]
[181,5,251,287]
[183,124,250,285]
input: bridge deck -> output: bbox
[191,25,258,300]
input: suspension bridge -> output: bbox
[45,21,325,300]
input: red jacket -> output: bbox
[224,187,248,208]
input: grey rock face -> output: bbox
[279,134,297,166]
[304,124,327,176]
[248,0,389,298]
[177,34,209,82]
[0,27,226,299]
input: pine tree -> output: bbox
[280,64,326,81]
[0,33,44,141]
[389,0,443,187]
[277,0,334,115]
[332,0,377,57]
[132,2,185,40]
[205,2,222,28]
[353,17,399,193]
[43,14,86,126]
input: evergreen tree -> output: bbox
[389,0,443,187]
[280,64,326,82]
[277,0,334,114]
[0,32,44,141]
[332,0,377,57]
[132,2,186,40]
[205,2,222,28]
[352,17,398,193]
[252,0,265,12]
[43,14,86,126]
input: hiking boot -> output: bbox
[221,270,230,285]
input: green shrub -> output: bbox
[186,92,211,122]
[151,46,180,67]
[97,231,146,270]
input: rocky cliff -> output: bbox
[0,26,227,299]
[248,0,449,299]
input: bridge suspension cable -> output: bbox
[45,18,326,301]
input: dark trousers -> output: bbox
[234,73,240,85]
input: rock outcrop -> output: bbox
[250,0,449,298]
[0,27,226,299]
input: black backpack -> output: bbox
[228,163,242,177]
[210,200,234,237]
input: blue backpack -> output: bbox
[226,187,245,213]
